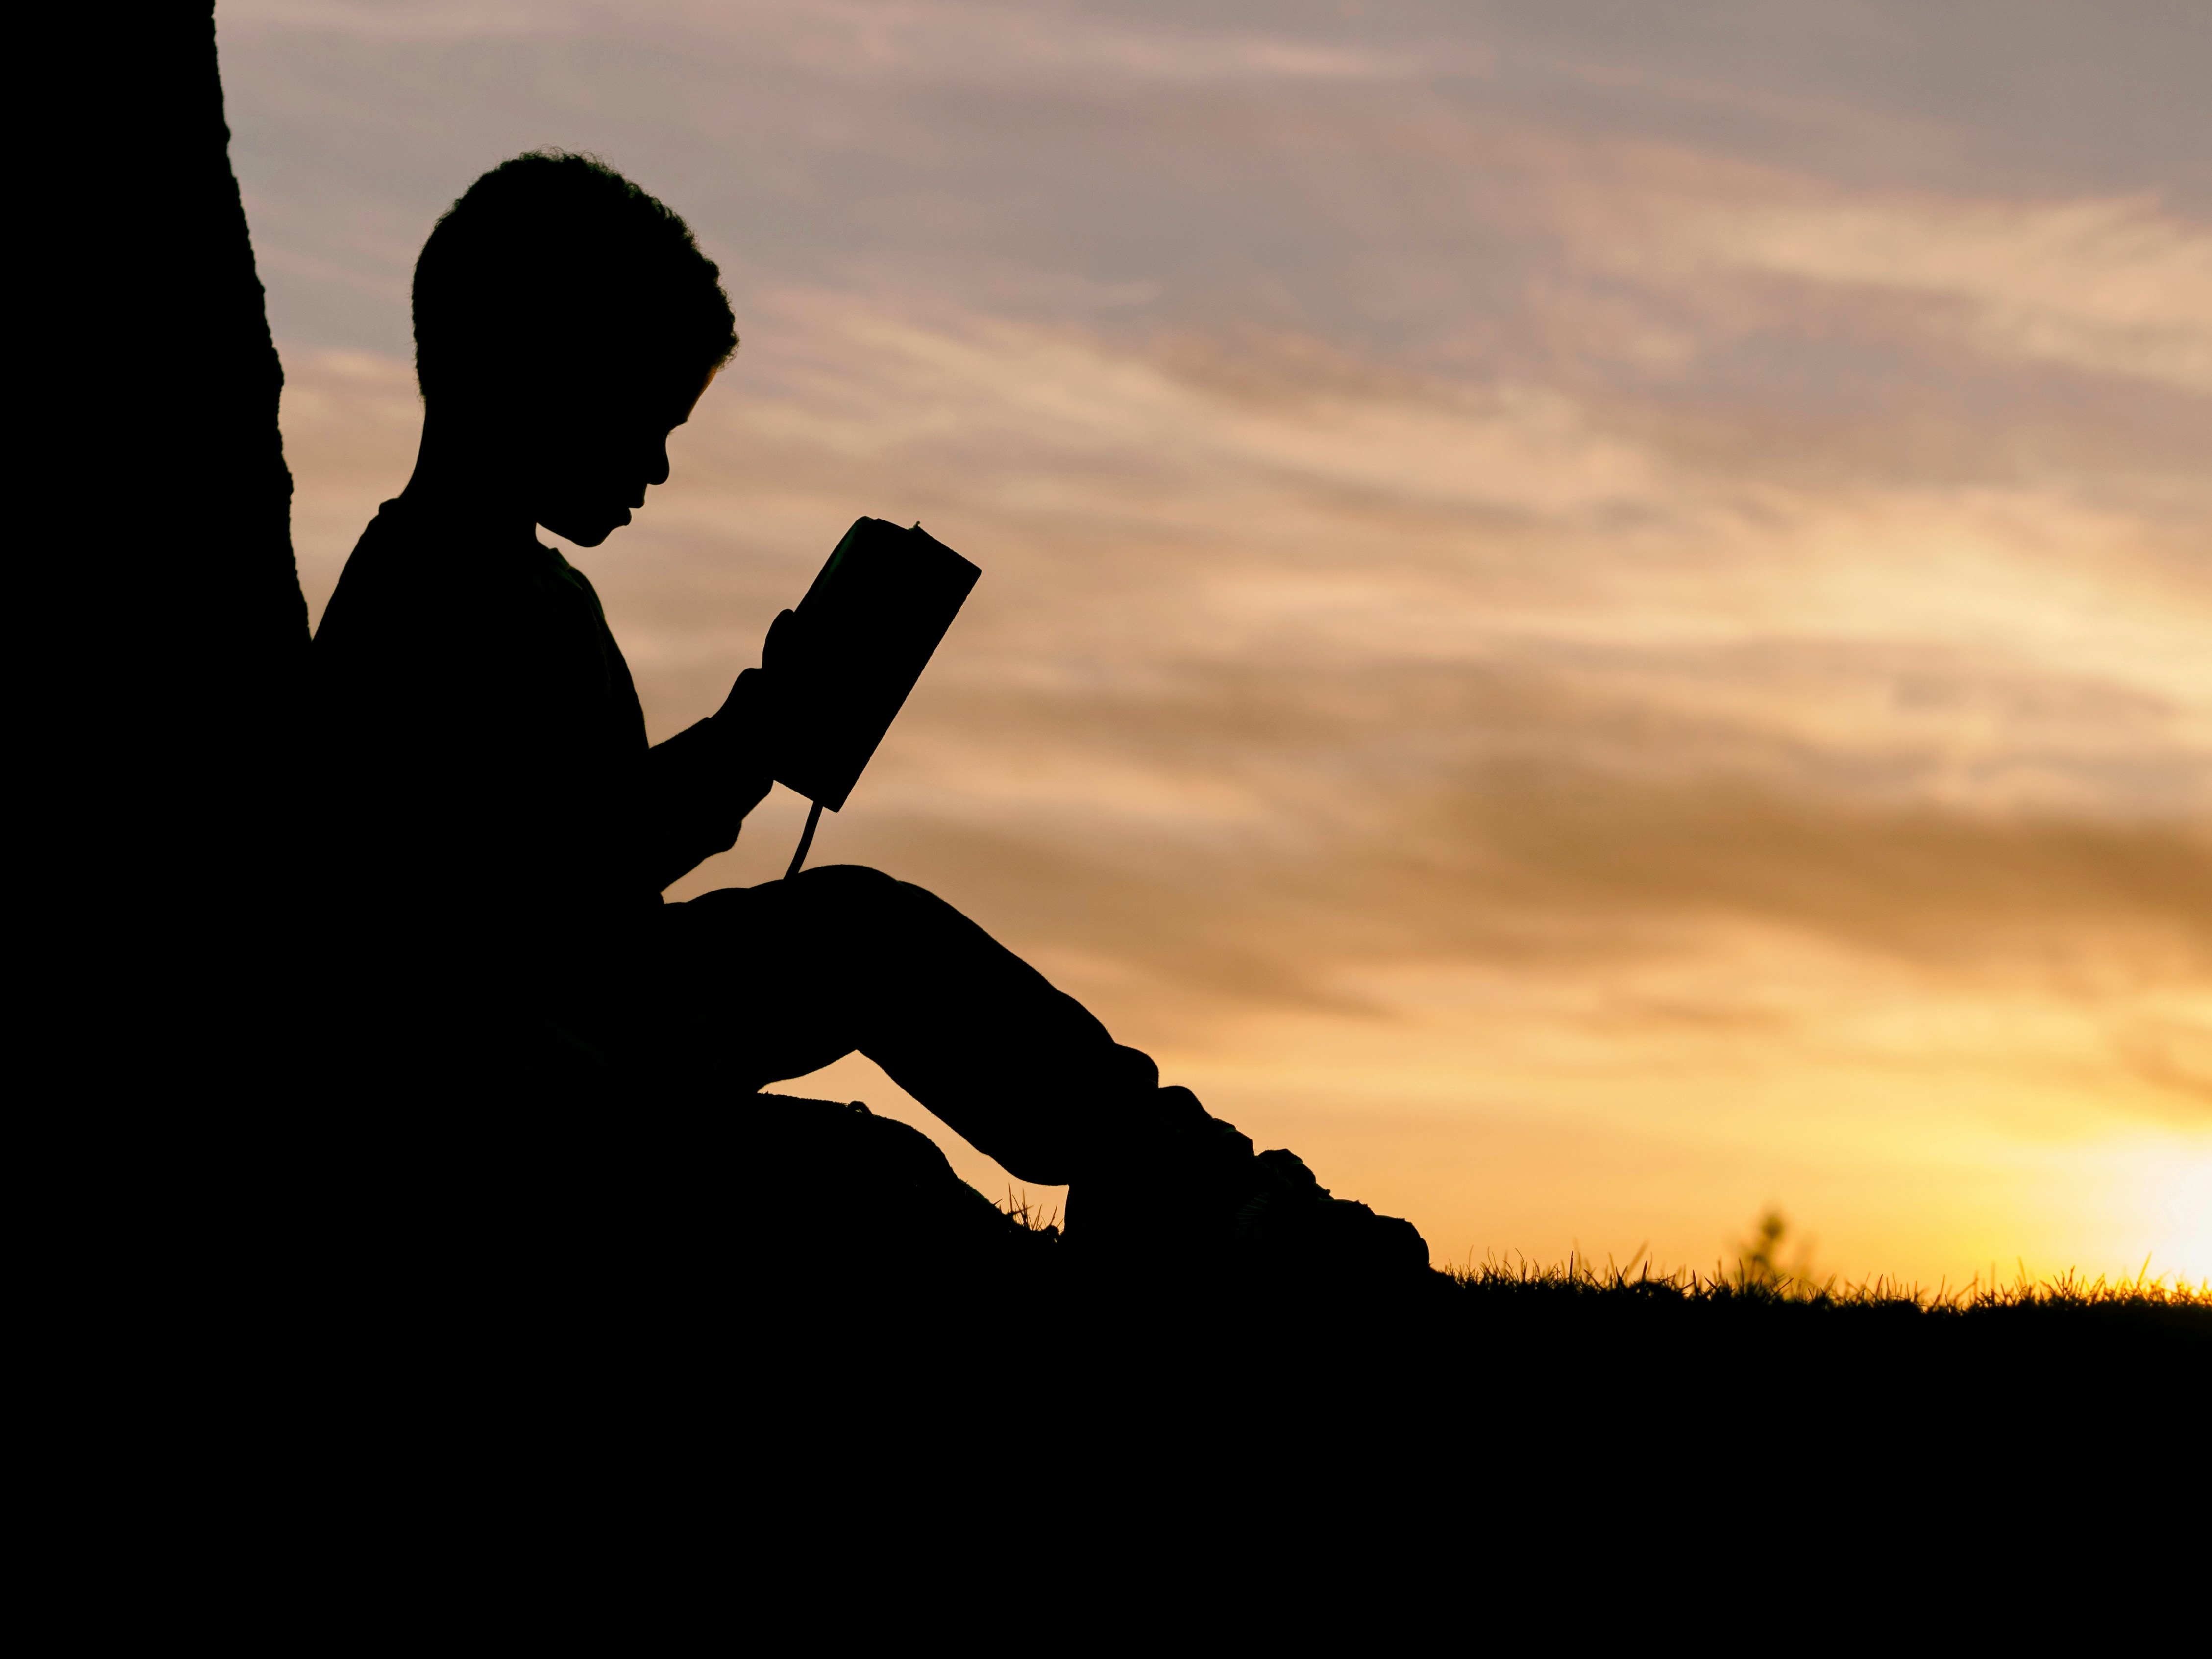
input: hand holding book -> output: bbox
[719,517,979,875]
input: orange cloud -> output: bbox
[252,0,2212,1285]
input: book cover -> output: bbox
[772,517,981,813]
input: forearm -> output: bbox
[638,700,772,891]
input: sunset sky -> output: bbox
[221,0,2212,1286]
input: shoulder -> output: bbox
[315,502,516,704]
[316,501,417,646]
[318,503,532,644]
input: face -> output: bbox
[528,362,718,547]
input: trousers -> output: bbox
[645,865,1171,1186]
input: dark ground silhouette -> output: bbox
[29,16,2201,1522]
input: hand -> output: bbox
[713,609,805,771]
[716,611,795,712]
[760,606,806,677]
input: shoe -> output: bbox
[1069,1094,1431,1287]
[1231,1147,1432,1285]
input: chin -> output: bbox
[541,515,623,548]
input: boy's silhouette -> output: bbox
[315,151,1425,1274]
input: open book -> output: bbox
[772,516,981,814]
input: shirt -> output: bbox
[312,497,751,1011]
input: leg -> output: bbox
[653,865,1193,1185]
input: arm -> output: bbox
[636,671,773,893]
[633,610,802,892]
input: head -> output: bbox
[413,150,737,545]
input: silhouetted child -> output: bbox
[314,150,1424,1275]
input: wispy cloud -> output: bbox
[226,0,1438,83]
[247,0,2212,1280]
[279,299,2212,1116]
[221,0,568,41]
[1715,195,2212,392]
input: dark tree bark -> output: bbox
[29,4,309,1091]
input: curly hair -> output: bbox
[413,150,738,401]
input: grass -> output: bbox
[998,1186,2212,1317]
[780,1181,2205,1492]
[1445,1246,2212,1314]
[980,1187,2207,1444]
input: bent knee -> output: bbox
[789,862,900,901]
[788,863,959,931]
[785,862,904,922]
